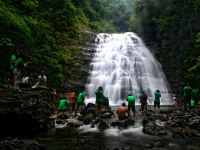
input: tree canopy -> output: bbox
[129,0,200,91]
[0,0,199,92]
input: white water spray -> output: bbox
[86,32,172,105]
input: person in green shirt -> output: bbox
[95,86,105,118]
[183,85,192,110]
[10,54,17,71]
[154,89,161,111]
[58,98,68,113]
[127,93,136,117]
[9,54,17,88]
[13,55,24,90]
[190,88,199,109]
[191,88,199,99]
[190,98,196,108]
[75,89,86,115]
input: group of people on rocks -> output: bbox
[55,88,86,116]
[116,89,161,120]
[55,85,163,121]
[9,51,48,91]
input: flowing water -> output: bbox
[86,32,172,105]
[34,106,200,150]
[35,120,200,150]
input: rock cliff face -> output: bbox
[0,88,53,136]
[63,30,97,92]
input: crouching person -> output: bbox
[75,89,86,115]
[57,98,68,114]
[116,103,129,120]
[32,71,47,89]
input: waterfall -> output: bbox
[85,32,172,105]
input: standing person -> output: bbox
[95,86,105,118]
[154,89,161,111]
[66,89,76,113]
[183,84,192,111]
[127,93,136,117]
[75,89,86,115]
[116,103,129,120]
[9,53,17,88]
[191,88,199,108]
[13,54,24,91]
[139,91,148,114]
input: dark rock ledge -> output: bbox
[0,88,53,136]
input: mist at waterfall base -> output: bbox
[85,32,173,105]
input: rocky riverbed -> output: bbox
[54,103,200,138]
[143,108,200,137]
[1,88,200,150]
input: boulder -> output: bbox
[67,119,82,128]
[111,118,135,128]
[143,121,167,136]
[83,113,95,125]
[101,112,114,119]
[97,120,110,130]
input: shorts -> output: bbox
[128,103,135,112]
[154,101,160,108]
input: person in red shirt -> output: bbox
[66,89,76,113]
[116,103,129,120]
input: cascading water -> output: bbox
[86,32,172,105]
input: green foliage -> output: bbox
[0,0,138,89]
[0,38,14,47]
[131,0,200,89]
[0,1,31,36]
[21,0,38,11]
[195,32,200,48]
[189,56,200,71]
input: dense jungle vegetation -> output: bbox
[0,0,133,89]
[0,0,199,92]
[131,0,200,92]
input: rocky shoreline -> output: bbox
[143,108,200,137]
[54,103,200,138]
[0,88,54,136]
